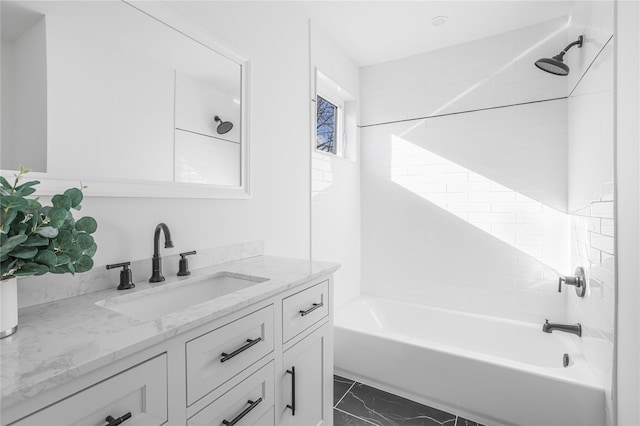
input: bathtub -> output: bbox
[334,296,605,426]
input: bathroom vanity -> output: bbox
[0,256,338,426]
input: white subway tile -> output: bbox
[491,202,518,213]
[391,166,408,176]
[591,201,614,218]
[517,213,544,224]
[442,192,469,203]
[600,219,614,237]
[591,234,614,254]
[426,173,468,184]
[469,212,517,223]
[516,202,544,213]
[468,174,491,183]
[447,182,491,193]
[446,163,470,173]
[491,182,513,192]
[494,234,517,245]
[469,191,517,202]
[311,168,323,181]
[446,202,491,213]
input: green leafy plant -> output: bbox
[0,166,97,280]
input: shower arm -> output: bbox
[557,36,584,58]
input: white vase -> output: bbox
[1,277,18,339]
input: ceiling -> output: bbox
[292,1,571,66]
[168,1,571,68]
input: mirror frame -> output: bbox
[0,1,251,199]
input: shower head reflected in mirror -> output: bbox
[214,116,233,134]
[535,35,584,76]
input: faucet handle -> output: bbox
[106,262,135,290]
[178,251,197,276]
[558,267,587,297]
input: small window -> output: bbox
[316,95,340,155]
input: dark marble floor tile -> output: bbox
[455,417,482,426]
[336,383,457,426]
[335,408,376,425]
[334,375,356,405]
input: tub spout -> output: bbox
[542,319,581,337]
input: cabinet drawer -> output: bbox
[186,305,274,405]
[282,281,329,343]
[13,354,167,426]
[188,361,274,426]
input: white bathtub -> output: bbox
[334,296,605,426]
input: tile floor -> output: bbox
[333,375,484,426]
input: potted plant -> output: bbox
[0,166,97,338]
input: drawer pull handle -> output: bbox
[105,412,131,426]
[222,398,263,426]
[220,337,262,363]
[299,302,323,316]
[286,366,296,416]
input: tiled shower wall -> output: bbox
[360,18,573,323]
[567,1,615,422]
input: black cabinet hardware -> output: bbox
[286,366,296,416]
[222,398,263,426]
[220,337,262,363]
[299,302,323,316]
[105,412,131,426]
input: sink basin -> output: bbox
[96,272,269,322]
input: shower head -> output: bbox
[214,115,233,134]
[535,55,570,76]
[535,35,584,76]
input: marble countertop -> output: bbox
[0,255,339,409]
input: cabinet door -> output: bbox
[281,324,332,426]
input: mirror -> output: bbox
[0,1,249,198]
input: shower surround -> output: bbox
[355,2,615,424]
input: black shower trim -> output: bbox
[360,96,568,129]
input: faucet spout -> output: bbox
[150,223,174,283]
[542,319,582,337]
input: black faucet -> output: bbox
[149,223,174,283]
[542,319,582,337]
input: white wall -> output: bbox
[310,24,361,310]
[360,19,572,323]
[615,0,640,424]
[565,1,615,423]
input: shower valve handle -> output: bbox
[558,275,582,291]
[558,267,586,297]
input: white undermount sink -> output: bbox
[95,272,269,322]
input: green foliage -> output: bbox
[1,166,98,280]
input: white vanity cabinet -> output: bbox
[3,274,333,426]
